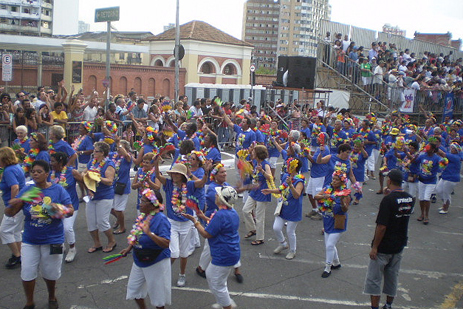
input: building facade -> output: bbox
[382,24,406,37]
[242,0,331,70]
[0,0,53,36]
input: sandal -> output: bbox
[103,243,117,253]
[353,200,359,205]
[244,231,256,239]
[251,240,264,246]
[417,216,424,222]
[113,229,126,235]
[423,219,429,225]
[87,246,102,253]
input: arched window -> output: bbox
[223,63,236,75]
[162,79,171,98]
[134,77,142,95]
[88,75,97,92]
[148,78,155,97]
[154,59,163,66]
[201,62,214,74]
[119,76,127,95]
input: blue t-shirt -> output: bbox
[324,155,352,187]
[93,133,116,152]
[322,198,348,234]
[192,167,205,211]
[249,160,271,202]
[311,146,330,178]
[329,130,348,154]
[204,146,221,163]
[205,181,230,217]
[363,130,377,156]
[87,159,115,200]
[255,129,265,144]
[205,208,240,267]
[0,164,26,206]
[52,139,76,159]
[13,138,30,154]
[133,212,171,268]
[385,149,405,171]
[163,179,195,222]
[416,152,441,184]
[51,166,79,211]
[234,124,256,154]
[77,135,94,164]
[109,152,132,195]
[279,173,305,222]
[441,152,461,182]
[18,183,72,245]
[36,150,50,163]
[135,169,157,209]
[372,129,382,150]
[351,150,367,182]
[309,123,326,147]
[267,137,282,158]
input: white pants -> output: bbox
[0,212,24,244]
[366,149,380,172]
[113,194,129,211]
[169,219,193,258]
[324,232,342,265]
[86,199,113,232]
[418,182,436,201]
[436,179,457,204]
[189,213,201,254]
[243,197,268,241]
[306,176,325,196]
[273,216,298,252]
[199,239,241,271]
[403,181,418,199]
[126,258,172,307]
[206,263,233,308]
[64,210,78,245]
[21,243,63,281]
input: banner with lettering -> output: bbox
[400,89,415,113]
[442,92,454,122]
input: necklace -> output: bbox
[171,183,188,214]
[72,135,86,151]
[48,140,56,154]
[89,158,106,174]
[110,153,122,173]
[23,148,39,173]
[51,166,68,187]
[127,211,156,245]
[278,174,305,203]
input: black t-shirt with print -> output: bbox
[374,191,414,254]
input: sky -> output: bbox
[76,0,463,46]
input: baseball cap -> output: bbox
[388,169,403,184]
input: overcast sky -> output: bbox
[77,0,463,47]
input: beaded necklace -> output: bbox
[127,211,156,245]
[203,145,215,157]
[23,148,39,173]
[278,174,305,203]
[89,158,106,174]
[48,140,56,154]
[72,135,86,151]
[51,166,68,187]
[171,183,188,214]
[110,153,122,173]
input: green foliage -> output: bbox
[255,67,276,75]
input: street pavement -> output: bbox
[0,152,462,309]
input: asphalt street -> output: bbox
[0,152,462,309]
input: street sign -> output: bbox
[95,6,120,23]
[250,64,256,72]
[102,79,109,88]
[2,53,13,82]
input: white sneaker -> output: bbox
[212,299,237,309]
[285,251,296,260]
[65,247,76,263]
[177,274,186,287]
[439,209,448,214]
[273,244,289,254]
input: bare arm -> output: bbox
[369,224,387,260]
[100,166,115,186]
[154,156,166,185]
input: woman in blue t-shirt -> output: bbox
[436,142,461,214]
[48,125,77,167]
[110,140,133,235]
[6,160,73,309]
[0,147,26,268]
[315,170,351,279]
[73,141,117,253]
[239,145,272,246]
[50,152,80,263]
[22,132,50,177]
[121,189,172,309]
[262,158,305,260]
[184,186,240,309]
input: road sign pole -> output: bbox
[106,21,111,110]
[174,0,180,102]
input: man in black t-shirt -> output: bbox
[364,169,414,309]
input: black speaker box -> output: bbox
[287,56,316,89]
[276,56,289,85]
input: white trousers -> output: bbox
[403,181,418,199]
[324,232,342,265]
[168,219,193,258]
[436,179,457,204]
[273,216,298,252]
[0,212,24,244]
[198,239,241,271]
[64,210,78,245]
[21,243,63,281]
[206,263,233,308]
[366,149,380,172]
[86,199,113,232]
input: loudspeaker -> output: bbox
[276,56,288,86]
[287,56,316,89]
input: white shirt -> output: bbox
[83,105,98,121]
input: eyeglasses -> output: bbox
[94,150,103,153]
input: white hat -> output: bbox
[215,186,238,208]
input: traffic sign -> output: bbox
[250,64,256,72]
[2,53,13,82]
[102,79,110,88]
[95,6,120,23]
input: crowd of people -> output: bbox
[0,85,462,309]
[322,32,463,107]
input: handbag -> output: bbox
[274,198,284,216]
[114,182,127,195]
[133,248,163,263]
[334,214,346,230]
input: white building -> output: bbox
[0,0,54,36]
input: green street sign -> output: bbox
[95,6,120,23]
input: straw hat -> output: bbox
[166,163,188,179]
[83,171,101,192]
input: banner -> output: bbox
[442,92,454,122]
[400,89,415,113]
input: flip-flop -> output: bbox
[103,243,117,253]
[87,246,102,253]
[251,240,264,246]
[113,229,126,235]
[417,217,424,222]
[244,231,256,239]
[423,219,429,225]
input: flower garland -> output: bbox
[190,150,206,165]
[106,121,118,134]
[203,145,215,157]
[171,183,188,214]
[142,188,164,210]
[23,148,39,173]
[48,140,56,154]
[127,211,156,245]
[210,163,224,181]
[266,175,281,199]
[110,153,122,173]
[71,135,86,151]
[51,166,68,187]
[278,174,304,203]
[89,158,106,174]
